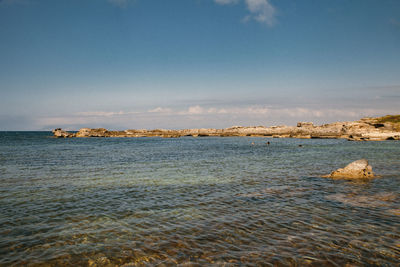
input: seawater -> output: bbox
[0,132,399,266]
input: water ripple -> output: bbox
[0,133,399,265]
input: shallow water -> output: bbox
[0,132,399,266]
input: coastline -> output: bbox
[53,115,400,141]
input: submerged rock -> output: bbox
[388,209,400,216]
[323,159,375,179]
[325,192,396,208]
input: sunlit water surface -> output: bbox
[0,132,399,266]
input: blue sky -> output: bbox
[0,0,399,130]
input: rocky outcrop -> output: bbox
[322,159,375,179]
[52,128,74,138]
[52,115,400,141]
[75,128,109,137]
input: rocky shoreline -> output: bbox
[53,115,400,141]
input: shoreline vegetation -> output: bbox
[53,115,400,141]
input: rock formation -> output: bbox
[52,128,74,138]
[52,115,400,141]
[322,159,375,179]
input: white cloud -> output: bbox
[75,111,139,117]
[171,105,372,119]
[187,105,205,115]
[35,105,399,130]
[244,0,276,26]
[214,0,277,26]
[176,105,268,116]
[148,107,172,113]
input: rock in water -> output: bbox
[323,159,375,179]
[52,128,73,138]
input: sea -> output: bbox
[0,132,399,266]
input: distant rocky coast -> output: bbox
[53,115,400,141]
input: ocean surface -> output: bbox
[0,132,399,266]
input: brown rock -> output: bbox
[52,128,74,138]
[52,115,400,140]
[323,159,375,179]
[75,128,108,137]
[297,122,314,127]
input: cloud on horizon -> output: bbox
[29,104,400,131]
[1,83,399,130]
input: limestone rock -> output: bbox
[76,128,108,137]
[323,159,375,179]
[52,115,400,140]
[75,128,91,137]
[52,128,74,138]
[297,122,314,128]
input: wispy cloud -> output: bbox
[215,0,277,26]
[175,105,362,118]
[35,105,398,130]
[148,107,172,113]
[243,0,276,26]
[108,0,277,25]
[75,111,138,117]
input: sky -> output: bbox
[0,0,399,130]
